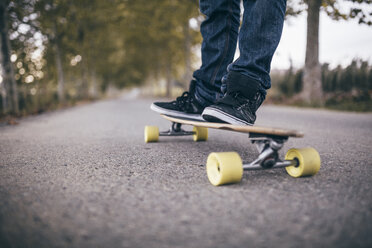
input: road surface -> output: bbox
[1,94,372,248]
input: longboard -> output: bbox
[144,114,320,186]
[161,114,304,138]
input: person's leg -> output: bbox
[229,0,286,92]
[202,0,287,125]
[193,0,241,106]
[151,0,240,121]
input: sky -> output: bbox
[272,11,372,70]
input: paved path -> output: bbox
[1,94,372,248]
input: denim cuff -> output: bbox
[194,79,223,107]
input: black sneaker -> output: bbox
[202,91,264,125]
[150,80,205,121]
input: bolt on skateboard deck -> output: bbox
[145,114,321,186]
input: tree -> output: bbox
[287,0,372,104]
[0,0,19,114]
[1,0,202,116]
[301,0,322,104]
[35,0,74,104]
[119,0,200,96]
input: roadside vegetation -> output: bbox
[0,0,201,118]
[270,59,372,112]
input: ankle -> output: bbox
[226,71,265,100]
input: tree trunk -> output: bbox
[53,38,65,104]
[89,68,98,99]
[53,23,65,104]
[0,34,8,114]
[183,21,192,88]
[54,42,66,104]
[301,0,323,105]
[81,57,89,99]
[165,63,172,97]
[0,1,19,115]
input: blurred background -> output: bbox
[0,0,371,118]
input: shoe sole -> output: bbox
[202,107,253,126]
[150,103,204,121]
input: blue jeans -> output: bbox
[193,0,287,106]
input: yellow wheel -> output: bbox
[193,126,208,141]
[144,126,159,143]
[206,152,243,186]
[285,147,321,178]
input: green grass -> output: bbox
[267,93,372,112]
[324,98,372,112]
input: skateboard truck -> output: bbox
[159,122,195,137]
[243,134,298,171]
[153,121,208,141]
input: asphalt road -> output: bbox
[1,93,372,248]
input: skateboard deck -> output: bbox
[161,114,304,138]
[144,113,320,186]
